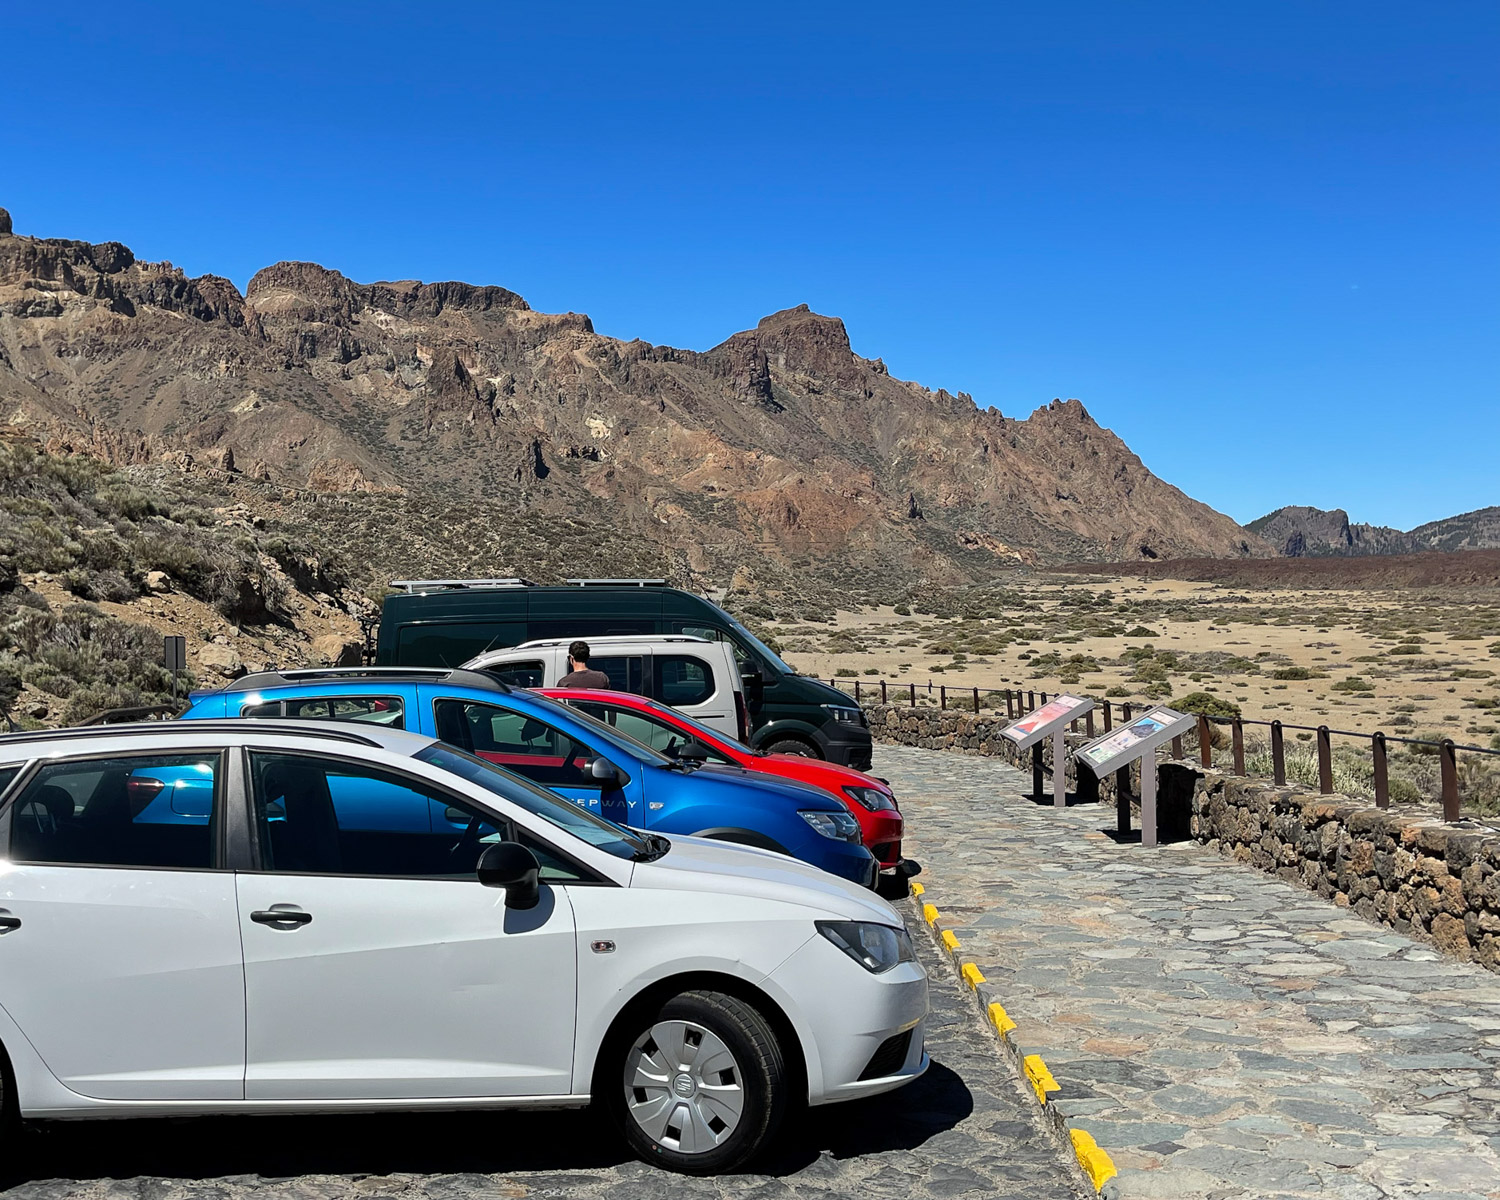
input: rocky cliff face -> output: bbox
[1248,505,1500,557]
[0,206,1266,594]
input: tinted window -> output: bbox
[9,754,219,869]
[528,618,654,641]
[0,767,18,798]
[654,655,714,706]
[250,751,502,878]
[416,743,648,864]
[486,660,545,688]
[433,699,610,789]
[573,702,734,763]
[397,622,524,668]
[589,656,644,693]
[242,696,405,728]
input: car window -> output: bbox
[242,696,405,728]
[485,660,545,688]
[9,753,219,870]
[0,766,19,799]
[250,750,502,878]
[415,743,648,863]
[433,699,612,790]
[572,702,736,763]
[588,655,645,693]
[654,655,714,706]
[396,622,524,668]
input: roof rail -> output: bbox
[390,579,535,592]
[565,578,668,587]
[218,667,512,694]
[0,720,385,750]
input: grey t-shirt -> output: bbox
[557,668,612,689]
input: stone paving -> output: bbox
[881,743,1500,1200]
[0,901,1083,1200]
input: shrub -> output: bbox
[1389,645,1422,655]
[893,604,911,616]
[1272,666,1320,680]
[835,667,858,677]
[1124,626,1159,638]
[1175,691,1242,720]
[1331,676,1374,693]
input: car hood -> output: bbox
[669,763,843,808]
[628,833,901,923]
[761,754,889,793]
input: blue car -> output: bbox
[181,668,877,886]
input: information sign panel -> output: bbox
[999,693,1095,808]
[1074,706,1196,846]
[999,693,1094,752]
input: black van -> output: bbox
[374,579,874,770]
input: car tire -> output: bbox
[761,738,819,759]
[607,989,788,1174]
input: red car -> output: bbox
[541,688,913,881]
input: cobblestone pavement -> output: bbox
[0,902,1083,1200]
[881,744,1500,1200]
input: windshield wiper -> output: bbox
[631,832,671,862]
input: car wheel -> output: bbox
[761,738,819,758]
[609,989,787,1174]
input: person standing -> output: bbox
[557,640,612,688]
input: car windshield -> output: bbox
[414,743,650,860]
[520,692,676,767]
[722,614,795,676]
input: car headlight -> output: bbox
[823,704,866,726]
[799,809,863,843]
[842,785,897,812]
[816,920,916,973]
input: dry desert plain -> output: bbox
[771,572,1500,815]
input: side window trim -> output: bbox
[1,748,230,872]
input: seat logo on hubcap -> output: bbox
[672,1072,695,1097]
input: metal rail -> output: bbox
[835,677,1500,822]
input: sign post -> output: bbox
[163,635,187,706]
[999,693,1096,808]
[1073,706,1196,845]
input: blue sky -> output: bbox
[3,1,1495,530]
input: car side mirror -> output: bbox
[589,757,621,784]
[476,842,540,909]
[674,741,710,763]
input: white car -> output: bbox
[464,635,747,740]
[0,721,927,1173]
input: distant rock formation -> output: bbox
[1248,505,1500,557]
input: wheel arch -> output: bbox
[748,720,825,758]
[589,970,810,1109]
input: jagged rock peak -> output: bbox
[0,208,11,237]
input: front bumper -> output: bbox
[856,810,904,869]
[769,933,929,1105]
[818,726,874,772]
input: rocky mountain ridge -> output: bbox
[1248,505,1500,557]
[0,205,1266,598]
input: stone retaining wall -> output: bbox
[867,703,1500,972]
[1188,767,1500,970]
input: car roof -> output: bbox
[0,719,437,761]
[207,667,513,696]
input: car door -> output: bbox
[235,748,579,1100]
[430,695,641,826]
[0,750,245,1100]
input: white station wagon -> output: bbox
[0,721,928,1173]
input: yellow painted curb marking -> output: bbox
[1023,1054,1060,1105]
[922,902,939,926]
[960,962,985,988]
[940,929,961,952]
[1069,1128,1119,1192]
[910,881,925,897]
[988,1002,1017,1036]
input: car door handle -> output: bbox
[0,910,19,933]
[250,907,312,927]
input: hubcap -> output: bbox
[624,1019,745,1154]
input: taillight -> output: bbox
[734,691,750,743]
